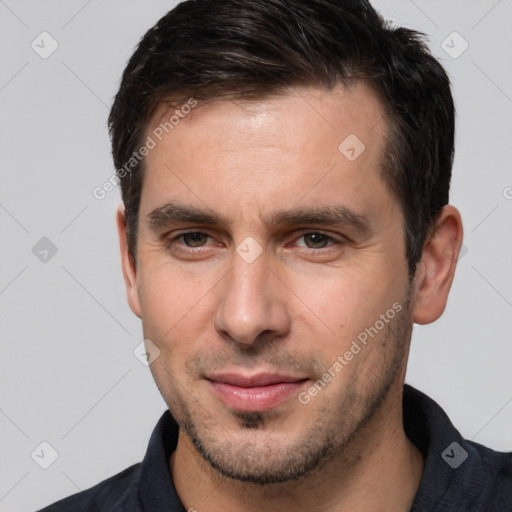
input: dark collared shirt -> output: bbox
[36,385,512,511]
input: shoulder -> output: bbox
[35,463,142,512]
[466,440,512,507]
[403,385,512,510]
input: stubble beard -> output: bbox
[159,294,412,486]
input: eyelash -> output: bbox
[164,231,344,253]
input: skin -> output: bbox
[117,83,463,512]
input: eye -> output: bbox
[180,232,211,247]
[295,232,338,249]
[166,231,214,250]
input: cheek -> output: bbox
[137,265,213,354]
[287,266,402,354]
[288,264,383,322]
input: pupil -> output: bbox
[185,233,206,246]
[306,233,327,248]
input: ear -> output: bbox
[116,204,142,318]
[411,205,463,325]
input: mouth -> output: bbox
[205,372,309,412]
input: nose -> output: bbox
[213,246,291,347]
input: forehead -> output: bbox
[140,83,394,226]
[147,82,385,155]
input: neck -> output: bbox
[170,382,424,512]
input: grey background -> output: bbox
[1,0,511,510]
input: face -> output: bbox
[122,84,416,484]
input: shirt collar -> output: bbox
[138,410,185,512]
[404,384,500,512]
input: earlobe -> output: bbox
[116,205,142,319]
[411,205,464,325]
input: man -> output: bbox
[37,0,512,510]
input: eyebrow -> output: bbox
[270,206,371,233]
[147,202,372,235]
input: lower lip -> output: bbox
[208,380,307,412]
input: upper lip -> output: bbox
[206,373,307,388]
